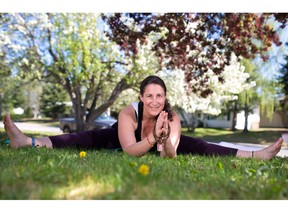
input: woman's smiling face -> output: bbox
[140,83,166,118]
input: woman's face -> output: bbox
[140,83,166,118]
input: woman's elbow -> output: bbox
[122,148,134,156]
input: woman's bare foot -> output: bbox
[3,114,31,148]
[254,138,283,160]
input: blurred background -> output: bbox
[0,13,287,135]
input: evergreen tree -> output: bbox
[40,82,71,118]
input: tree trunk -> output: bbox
[0,94,2,117]
[73,98,86,132]
[189,113,197,133]
[84,77,130,131]
[231,100,237,131]
[243,93,249,133]
[178,108,191,131]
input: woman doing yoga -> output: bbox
[3,75,283,160]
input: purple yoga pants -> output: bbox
[49,128,238,156]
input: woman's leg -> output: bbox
[236,138,283,160]
[3,114,53,148]
[3,114,121,150]
[177,134,283,160]
[177,135,238,156]
[49,128,121,150]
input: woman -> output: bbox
[3,75,283,160]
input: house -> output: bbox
[178,107,287,130]
[259,110,287,128]
[204,108,261,130]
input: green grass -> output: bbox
[1,128,288,200]
[183,127,287,145]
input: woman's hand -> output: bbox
[152,110,181,158]
[155,111,169,139]
[156,111,176,158]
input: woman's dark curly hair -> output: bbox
[139,75,174,121]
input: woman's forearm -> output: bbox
[123,134,155,157]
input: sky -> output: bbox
[255,19,288,80]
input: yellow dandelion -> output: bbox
[79,151,87,158]
[138,164,149,176]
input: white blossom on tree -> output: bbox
[162,53,255,115]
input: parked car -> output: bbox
[59,114,117,133]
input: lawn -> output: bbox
[183,127,287,145]
[1,127,288,200]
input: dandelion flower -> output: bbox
[79,151,87,158]
[138,164,149,176]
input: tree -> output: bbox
[0,62,11,116]
[102,13,287,131]
[228,57,281,132]
[279,43,288,95]
[236,59,259,132]
[0,14,12,116]
[1,13,160,131]
[2,13,287,131]
[278,42,288,127]
[102,13,287,99]
[151,53,254,131]
[40,82,71,118]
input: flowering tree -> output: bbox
[163,53,254,114]
[0,13,160,131]
[2,13,287,132]
[159,53,254,130]
[102,13,287,98]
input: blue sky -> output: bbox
[256,26,288,80]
